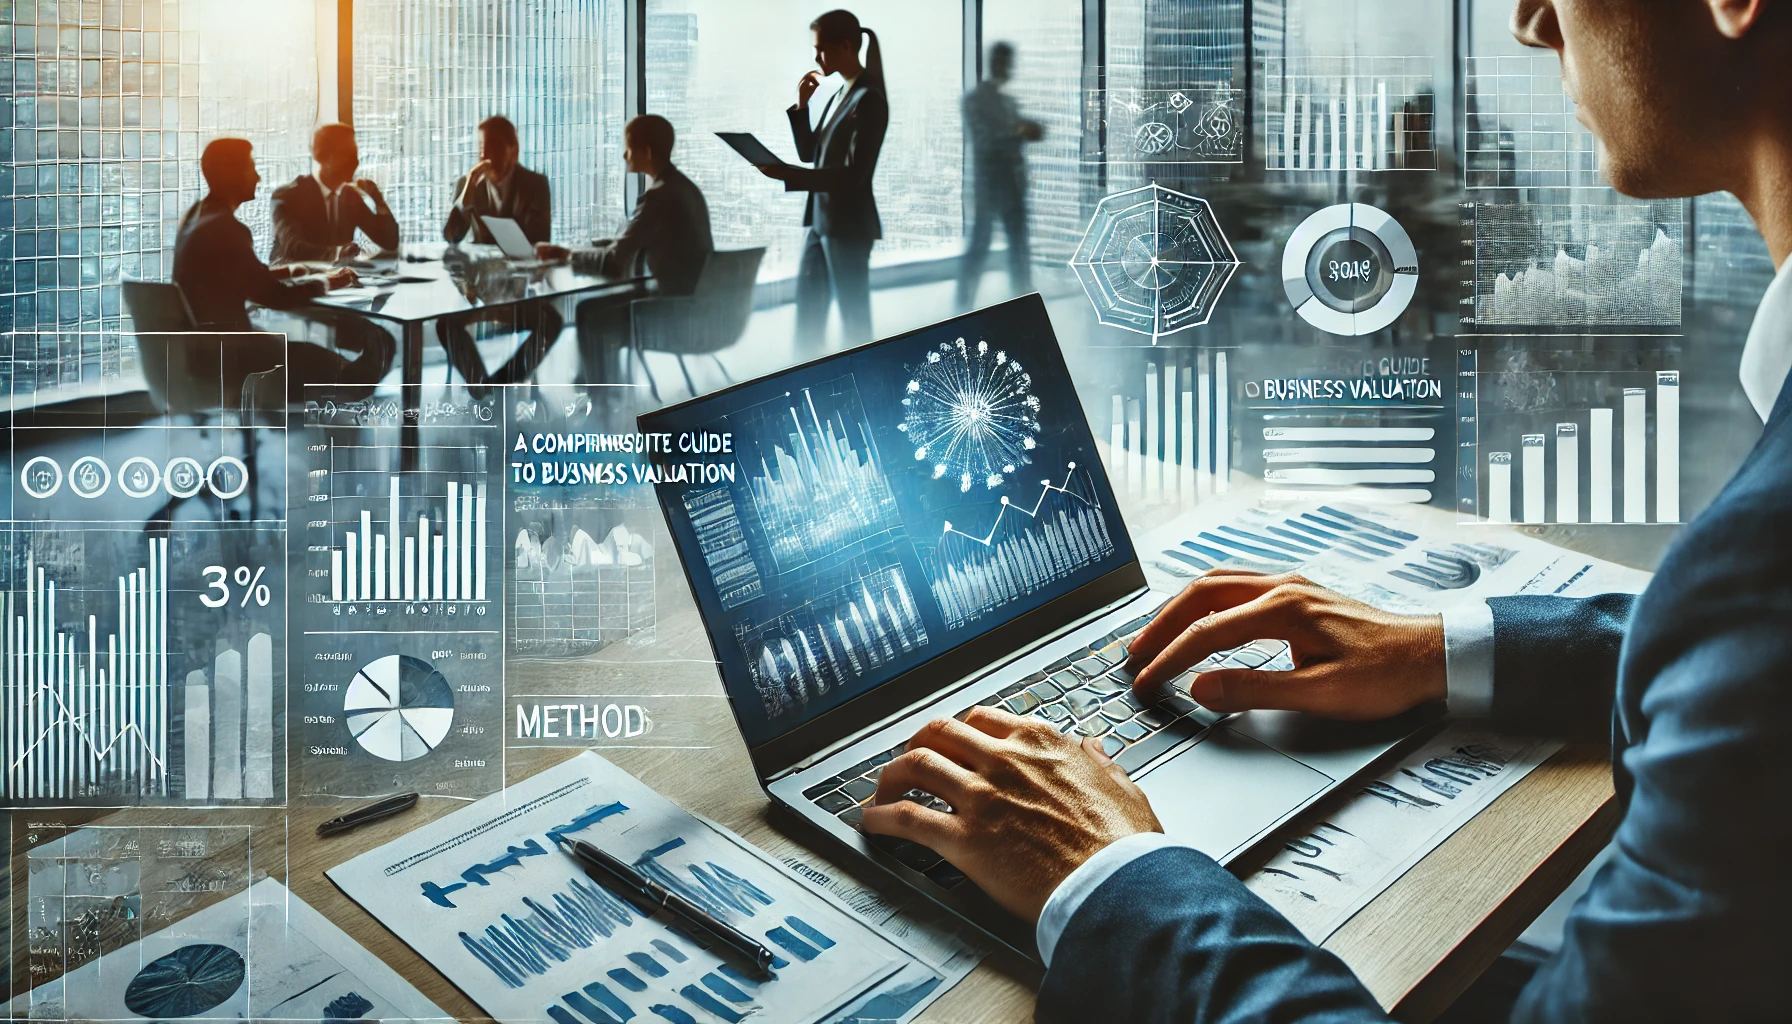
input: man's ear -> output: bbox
[1709,0,1768,39]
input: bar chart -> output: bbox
[1263,56,1437,171]
[1107,349,1232,508]
[326,474,490,605]
[1458,343,1680,524]
[0,525,282,804]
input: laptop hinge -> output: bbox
[766,584,1154,783]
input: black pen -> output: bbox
[316,792,421,837]
[555,835,778,978]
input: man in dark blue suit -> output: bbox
[862,1,1792,1020]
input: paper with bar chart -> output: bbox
[1462,201,1684,329]
[329,752,923,1024]
[1262,56,1437,171]
[298,389,504,799]
[1457,343,1681,525]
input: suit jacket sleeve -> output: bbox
[269,184,333,263]
[781,88,888,195]
[444,174,474,243]
[1038,846,1388,1024]
[230,221,325,311]
[576,188,658,279]
[348,186,401,252]
[1514,588,1792,1019]
[787,103,819,163]
[1486,593,1634,740]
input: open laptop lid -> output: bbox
[479,215,537,259]
[640,294,1145,780]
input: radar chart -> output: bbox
[1070,184,1242,341]
[899,337,1041,492]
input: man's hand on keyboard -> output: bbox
[1124,569,1448,721]
[859,709,1161,923]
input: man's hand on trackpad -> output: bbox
[1124,569,1448,721]
[859,709,1161,924]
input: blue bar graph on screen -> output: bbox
[733,377,902,573]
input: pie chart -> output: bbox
[123,943,245,1017]
[345,655,455,761]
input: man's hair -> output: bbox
[625,114,675,160]
[312,122,356,157]
[478,115,519,152]
[201,137,253,189]
[989,41,1015,70]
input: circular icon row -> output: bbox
[20,455,249,501]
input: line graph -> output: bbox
[1464,202,1684,328]
[927,464,1117,629]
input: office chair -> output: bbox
[626,247,765,400]
[121,280,280,520]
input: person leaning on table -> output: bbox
[859,1,1792,1021]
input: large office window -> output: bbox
[352,0,626,248]
[0,0,318,404]
[645,0,962,280]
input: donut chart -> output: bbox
[345,655,456,762]
[1282,203,1419,336]
[123,943,246,1018]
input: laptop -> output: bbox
[640,294,1437,956]
[479,215,547,262]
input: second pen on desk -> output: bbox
[554,835,779,978]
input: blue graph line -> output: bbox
[634,838,775,918]
[422,802,630,908]
[458,876,639,988]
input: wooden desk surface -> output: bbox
[9,529,1618,1024]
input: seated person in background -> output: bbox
[265,121,401,365]
[537,114,714,383]
[271,122,400,262]
[171,138,391,402]
[443,115,552,247]
[437,115,562,386]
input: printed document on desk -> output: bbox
[329,752,918,1024]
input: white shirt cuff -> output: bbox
[1036,831,1191,967]
[1443,600,1495,717]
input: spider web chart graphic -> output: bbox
[898,337,1041,493]
[1070,184,1242,342]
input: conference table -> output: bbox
[306,244,648,464]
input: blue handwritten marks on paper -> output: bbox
[323,991,376,1021]
[700,972,753,1004]
[562,988,629,1024]
[546,801,632,846]
[626,953,669,978]
[634,838,775,918]
[423,803,631,908]
[548,1006,584,1024]
[649,939,687,963]
[648,1005,698,1024]
[765,926,821,962]
[678,984,747,1023]
[716,964,767,989]
[459,876,639,987]
[782,916,836,951]
[607,969,648,992]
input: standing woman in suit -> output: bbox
[757,9,888,351]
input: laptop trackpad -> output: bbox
[1136,728,1333,861]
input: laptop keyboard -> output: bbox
[799,613,1294,889]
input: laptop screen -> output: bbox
[641,295,1136,749]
